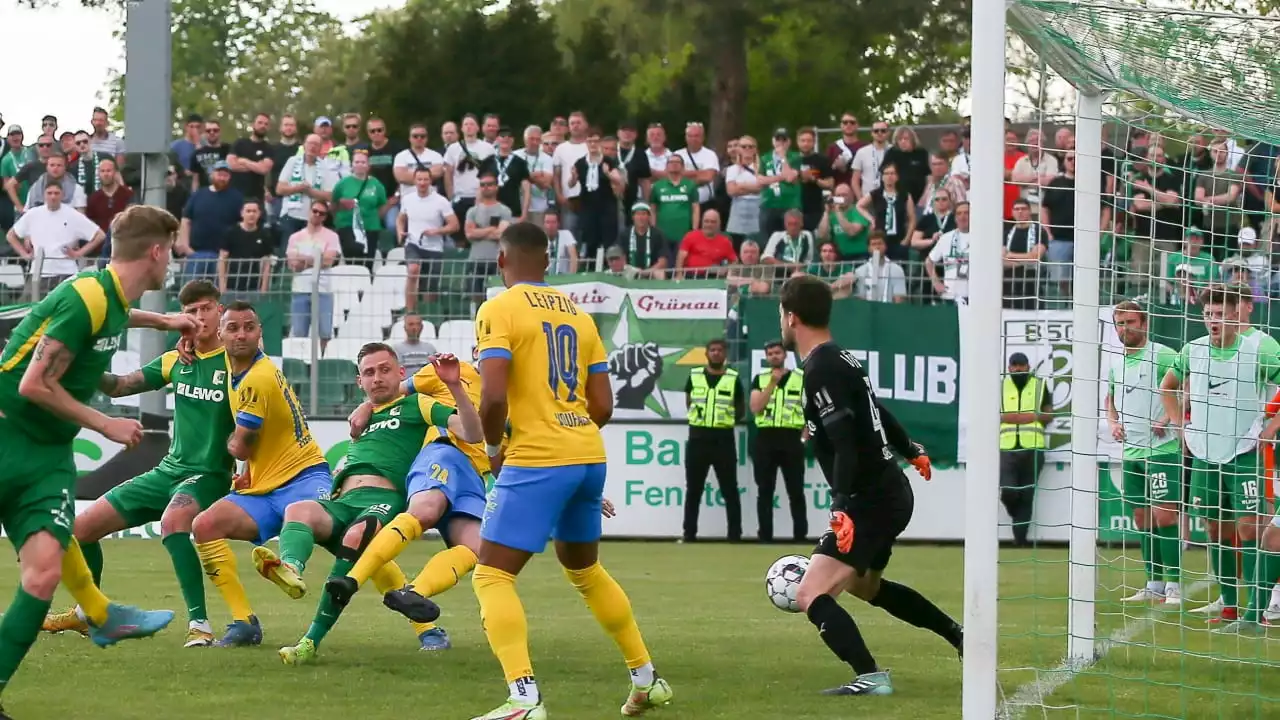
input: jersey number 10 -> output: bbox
[542,322,580,402]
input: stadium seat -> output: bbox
[316,358,358,410]
[337,316,387,345]
[323,337,368,362]
[383,247,405,265]
[281,337,314,362]
[436,319,476,346]
[281,357,311,406]
[330,265,372,312]
[0,263,26,290]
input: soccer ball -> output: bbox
[765,554,809,613]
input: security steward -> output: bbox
[999,351,1053,547]
[749,340,808,543]
[683,337,746,542]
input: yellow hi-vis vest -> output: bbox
[688,367,738,429]
[753,371,805,429]
[1000,376,1046,450]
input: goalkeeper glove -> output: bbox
[829,511,855,554]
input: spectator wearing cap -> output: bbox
[826,112,865,189]
[603,245,640,279]
[480,127,531,219]
[296,116,351,176]
[0,126,26,232]
[2,125,27,166]
[724,135,762,249]
[514,125,554,228]
[275,133,340,252]
[286,199,341,351]
[39,116,58,143]
[676,209,737,278]
[851,120,891,200]
[190,119,231,190]
[84,157,134,263]
[178,160,245,281]
[615,120,652,228]
[544,209,579,275]
[89,106,126,164]
[758,128,801,238]
[614,202,669,278]
[24,153,86,213]
[676,121,720,217]
[568,128,624,263]
[171,113,205,178]
[999,351,1052,548]
[7,182,104,293]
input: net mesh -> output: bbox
[995,1,1280,718]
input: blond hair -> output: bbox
[110,205,178,261]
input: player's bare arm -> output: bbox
[1105,392,1125,441]
[20,336,142,447]
[127,309,199,334]
[477,356,510,448]
[226,424,260,460]
[585,371,614,428]
[1159,369,1183,428]
[98,370,162,398]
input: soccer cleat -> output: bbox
[1263,601,1280,623]
[418,627,451,651]
[252,546,307,600]
[1212,620,1267,637]
[383,587,442,624]
[279,637,318,666]
[1121,588,1165,603]
[1189,597,1224,616]
[1208,607,1239,625]
[469,699,546,720]
[323,575,359,609]
[1162,584,1182,607]
[820,670,894,696]
[87,603,176,648]
[42,608,89,636]
[184,621,215,648]
[621,677,673,716]
[214,615,263,647]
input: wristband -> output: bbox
[486,443,502,458]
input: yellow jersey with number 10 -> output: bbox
[410,361,492,476]
[475,282,607,468]
[228,353,327,494]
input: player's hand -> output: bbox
[175,336,197,365]
[432,353,461,385]
[1260,423,1278,443]
[348,401,374,440]
[771,366,786,382]
[165,313,200,337]
[909,453,933,481]
[233,467,252,491]
[1111,421,1127,442]
[601,498,617,518]
[829,511,855,554]
[102,417,143,449]
[608,342,663,410]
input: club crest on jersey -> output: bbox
[212,370,226,386]
[390,406,402,416]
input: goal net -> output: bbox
[969,1,1280,718]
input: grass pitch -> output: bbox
[0,541,1276,719]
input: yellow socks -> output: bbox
[347,513,423,587]
[412,545,478,598]
[195,540,254,622]
[61,539,110,626]
[370,560,435,635]
[473,564,533,683]
[564,562,652,671]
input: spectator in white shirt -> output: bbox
[676,122,721,213]
[950,128,972,187]
[926,200,972,304]
[275,134,339,251]
[552,111,590,235]
[544,209,579,275]
[515,125,555,227]
[286,199,341,350]
[397,167,459,312]
[390,123,446,233]
[851,121,891,199]
[853,232,908,303]
[762,210,814,268]
[443,114,496,240]
[7,183,104,293]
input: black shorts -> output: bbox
[814,468,914,574]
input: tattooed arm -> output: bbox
[99,370,164,398]
[19,337,142,449]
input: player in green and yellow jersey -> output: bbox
[255,343,482,664]
[41,280,237,648]
[0,205,194,717]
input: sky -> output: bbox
[1,0,403,137]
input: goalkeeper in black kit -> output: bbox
[779,275,963,697]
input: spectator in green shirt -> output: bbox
[759,128,802,237]
[1163,227,1216,303]
[649,155,700,246]
[815,183,873,260]
[331,150,388,266]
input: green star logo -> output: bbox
[595,296,695,418]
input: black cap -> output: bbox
[1008,352,1030,366]
[497,126,513,137]
[618,119,637,131]
[773,127,790,140]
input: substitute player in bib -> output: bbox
[468,222,671,720]
[780,275,962,696]
[323,354,491,652]
[189,301,332,647]
[255,345,482,663]
[1107,300,1183,606]
[1161,285,1280,634]
[0,206,191,718]
[42,280,237,647]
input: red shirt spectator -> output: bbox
[1003,130,1026,220]
[679,228,737,270]
[826,114,865,188]
[85,169,134,234]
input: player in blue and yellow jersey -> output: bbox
[189,300,331,647]
[0,206,191,717]
[323,353,493,652]
[467,222,673,720]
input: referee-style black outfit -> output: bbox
[684,366,746,541]
[751,369,808,542]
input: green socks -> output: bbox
[1212,540,1239,610]
[82,541,104,589]
[278,522,317,573]
[1240,540,1259,622]
[1139,530,1154,582]
[0,587,54,693]
[1152,524,1181,583]
[305,558,356,647]
[163,532,208,624]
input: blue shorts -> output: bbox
[226,463,332,545]
[481,463,606,554]
[407,442,487,541]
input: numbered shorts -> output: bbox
[814,466,915,574]
[0,433,76,550]
[481,462,607,554]
[318,486,405,555]
[1189,452,1262,519]
[1120,453,1183,510]
[407,442,487,546]
[104,466,231,528]
[226,462,332,545]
